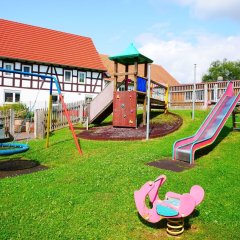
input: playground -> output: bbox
[0,46,240,238]
[0,109,239,239]
[0,53,240,238]
[0,11,239,238]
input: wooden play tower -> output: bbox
[109,43,166,128]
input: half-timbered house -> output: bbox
[0,19,107,108]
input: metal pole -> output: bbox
[192,64,197,120]
[146,64,151,140]
[86,117,89,131]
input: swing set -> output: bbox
[0,68,82,156]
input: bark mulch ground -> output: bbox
[77,113,182,141]
[0,158,48,179]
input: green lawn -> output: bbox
[0,110,239,239]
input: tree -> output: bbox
[202,59,240,82]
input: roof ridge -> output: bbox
[0,18,91,40]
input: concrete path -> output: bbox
[14,132,35,141]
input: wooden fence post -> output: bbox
[9,109,15,136]
[34,109,45,139]
[204,83,208,109]
[168,88,172,109]
[79,101,84,123]
[214,84,218,102]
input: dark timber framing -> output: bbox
[0,59,104,94]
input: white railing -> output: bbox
[169,80,240,109]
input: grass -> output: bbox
[149,110,179,124]
[0,110,239,239]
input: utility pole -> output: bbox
[192,64,197,120]
[146,64,151,140]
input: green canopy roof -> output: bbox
[109,43,153,65]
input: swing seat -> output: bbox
[0,142,29,155]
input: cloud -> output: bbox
[137,33,240,83]
[173,0,240,20]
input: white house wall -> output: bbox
[0,87,49,109]
[0,59,105,108]
[0,86,95,109]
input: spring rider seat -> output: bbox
[134,175,204,235]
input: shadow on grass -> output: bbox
[137,110,165,126]
[137,213,166,230]
[47,137,73,147]
[184,209,200,230]
[195,126,232,160]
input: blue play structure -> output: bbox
[137,77,147,92]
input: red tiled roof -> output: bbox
[100,54,179,86]
[0,19,106,71]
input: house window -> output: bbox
[22,65,31,77]
[4,91,20,103]
[210,89,218,102]
[15,93,20,102]
[64,70,72,82]
[196,90,204,101]
[85,96,93,104]
[3,63,14,76]
[52,94,59,104]
[78,71,86,83]
[185,91,192,101]
[210,90,214,101]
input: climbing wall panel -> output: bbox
[113,91,137,128]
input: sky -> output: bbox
[1,0,240,84]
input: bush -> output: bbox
[0,103,33,119]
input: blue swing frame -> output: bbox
[0,68,59,156]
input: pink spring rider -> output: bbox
[134,175,204,235]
